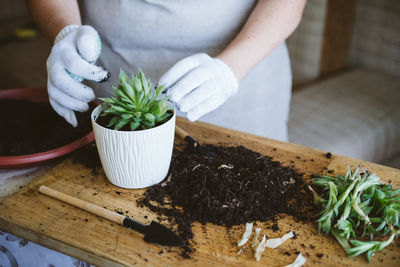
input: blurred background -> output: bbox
[0,0,399,167]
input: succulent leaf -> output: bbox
[100,69,172,131]
[114,118,130,130]
[130,121,140,131]
[313,167,399,262]
[107,116,119,127]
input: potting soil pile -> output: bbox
[137,145,314,255]
[0,99,92,156]
[73,144,314,257]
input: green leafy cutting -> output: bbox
[99,69,173,131]
[311,167,400,262]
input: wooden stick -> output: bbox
[39,185,124,225]
[175,125,189,140]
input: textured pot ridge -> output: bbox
[91,104,176,189]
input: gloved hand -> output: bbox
[47,25,110,127]
[158,53,239,122]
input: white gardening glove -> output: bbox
[47,25,110,127]
[159,53,239,122]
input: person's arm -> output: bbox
[27,0,82,42]
[217,0,306,80]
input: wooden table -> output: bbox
[1,118,399,266]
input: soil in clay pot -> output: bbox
[0,99,92,156]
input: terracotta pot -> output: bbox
[0,87,94,169]
[91,104,175,188]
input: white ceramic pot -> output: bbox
[91,104,176,189]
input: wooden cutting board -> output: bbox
[0,118,399,266]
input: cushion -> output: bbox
[288,68,400,163]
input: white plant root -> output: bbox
[283,253,307,267]
[254,235,267,261]
[251,228,261,249]
[254,231,295,262]
[237,224,297,263]
[265,231,294,248]
[237,246,247,255]
[237,222,253,247]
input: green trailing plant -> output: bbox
[99,69,173,131]
[311,166,400,262]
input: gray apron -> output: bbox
[82,0,292,141]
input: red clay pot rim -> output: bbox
[0,87,94,169]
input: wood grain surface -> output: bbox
[0,117,399,266]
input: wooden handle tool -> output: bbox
[175,125,200,148]
[39,185,183,247]
[175,125,216,158]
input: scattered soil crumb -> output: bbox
[182,247,192,259]
[271,223,280,232]
[316,253,323,258]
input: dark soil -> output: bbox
[0,99,92,156]
[271,223,280,232]
[72,143,101,173]
[137,145,314,256]
[71,143,315,257]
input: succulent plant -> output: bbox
[312,166,400,262]
[99,69,173,131]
